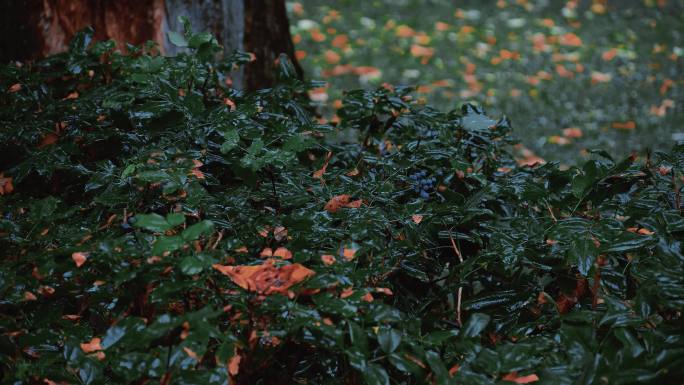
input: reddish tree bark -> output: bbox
[0,0,302,89]
[0,0,164,60]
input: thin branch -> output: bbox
[211,230,224,250]
[448,228,463,263]
[545,199,557,223]
[456,287,463,327]
[448,228,464,327]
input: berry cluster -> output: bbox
[409,171,436,199]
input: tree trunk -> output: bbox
[163,0,246,87]
[243,0,304,89]
[0,0,302,89]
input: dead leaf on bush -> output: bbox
[324,194,363,213]
[72,252,89,267]
[213,260,314,295]
[313,151,333,181]
[80,337,102,353]
[0,173,13,195]
[228,352,241,376]
[502,372,539,383]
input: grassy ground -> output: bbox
[288,0,684,164]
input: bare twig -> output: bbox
[448,228,464,327]
[456,287,463,327]
[211,230,224,250]
[448,228,463,264]
[545,199,557,223]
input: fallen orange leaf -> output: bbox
[435,21,451,31]
[310,29,326,42]
[273,247,293,259]
[183,346,200,361]
[180,321,190,340]
[340,287,354,298]
[659,166,672,175]
[80,337,103,353]
[562,128,583,138]
[660,79,673,95]
[602,48,618,61]
[612,121,636,130]
[502,372,540,383]
[38,133,59,148]
[590,71,612,84]
[8,83,21,93]
[331,34,349,48]
[342,248,357,261]
[559,32,582,46]
[224,98,236,111]
[258,226,271,237]
[375,287,393,295]
[0,173,13,195]
[449,364,460,377]
[213,260,315,295]
[325,194,363,213]
[395,25,416,38]
[324,50,341,64]
[313,151,333,180]
[63,91,79,100]
[321,254,336,266]
[228,352,241,376]
[72,252,89,267]
[410,44,434,60]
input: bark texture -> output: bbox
[0,0,302,89]
[163,0,245,87]
[243,0,304,89]
[0,0,165,62]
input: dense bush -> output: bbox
[1,27,683,385]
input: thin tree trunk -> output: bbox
[243,0,304,89]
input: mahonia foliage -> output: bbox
[1,27,683,385]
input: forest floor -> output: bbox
[289,0,683,164]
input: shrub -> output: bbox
[1,27,683,385]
